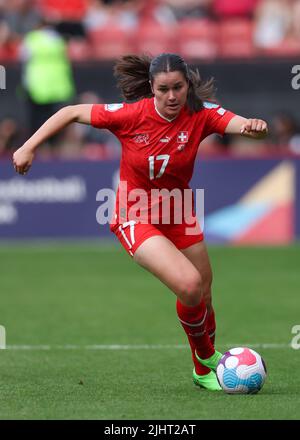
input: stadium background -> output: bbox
[0,0,300,420]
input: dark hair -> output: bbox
[114,53,216,113]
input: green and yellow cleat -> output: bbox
[192,369,222,391]
[195,350,223,372]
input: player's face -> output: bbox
[152,71,189,119]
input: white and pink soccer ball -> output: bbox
[216,347,267,394]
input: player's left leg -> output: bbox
[159,222,221,386]
[180,240,216,343]
[180,240,221,382]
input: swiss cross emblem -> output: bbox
[177,131,188,143]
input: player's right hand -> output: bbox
[13,146,35,175]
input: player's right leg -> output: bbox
[112,221,221,390]
[133,235,221,390]
[112,220,203,306]
[133,234,204,306]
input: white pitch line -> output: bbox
[3,343,292,351]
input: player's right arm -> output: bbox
[13,104,92,175]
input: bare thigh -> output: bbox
[133,235,203,306]
[180,241,213,311]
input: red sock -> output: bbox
[207,308,216,346]
[191,308,216,375]
[176,299,215,375]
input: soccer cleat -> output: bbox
[192,369,222,391]
[195,350,223,372]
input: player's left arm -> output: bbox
[225,115,268,139]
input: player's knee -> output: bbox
[178,273,203,306]
[204,287,212,312]
[203,272,213,310]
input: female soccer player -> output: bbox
[13,53,268,391]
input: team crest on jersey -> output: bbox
[177,131,188,143]
[105,103,124,112]
[133,133,150,145]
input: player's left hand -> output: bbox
[240,119,268,138]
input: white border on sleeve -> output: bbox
[105,103,124,112]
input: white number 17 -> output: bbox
[148,155,170,180]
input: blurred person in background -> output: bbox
[253,0,293,48]
[212,0,258,18]
[76,91,121,159]
[226,132,270,156]
[20,19,75,139]
[0,1,10,47]
[137,0,177,26]
[84,0,141,32]
[38,0,87,40]
[12,53,268,392]
[290,0,300,40]
[0,116,23,158]
[83,0,113,31]
[2,0,41,44]
[58,91,121,159]
[270,112,300,154]
[163,0,212,21]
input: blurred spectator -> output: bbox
[253,0,292,48]
[138,0,177,26]
[84,0,140,32]
[20,21,75,137]
[0,1,10,46]
[290,0,300,40]
[78,91,121,159]
[228,135,270,156]
[3,0,41,43]
[165,0,212,21]
[0,20,9,47]
[58,91,121,160]
[200,131,269,157]
[213,0,258,18]
[83,0,110,31]
[37,0,87,39]
[270,112,300,154]
[0,116,23,158]
[165,0,213,21]
[197,133,231,156]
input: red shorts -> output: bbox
[110,220,204,257]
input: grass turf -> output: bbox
[0,242,299,420]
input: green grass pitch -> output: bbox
[0,242,299,420]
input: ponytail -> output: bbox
[114,54,153,102]
[187,68,217,113]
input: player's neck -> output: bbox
[154,98,178,122]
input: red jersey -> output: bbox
[91,98,235,225]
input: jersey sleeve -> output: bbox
[91,102,135,134]
[202,102,236,137]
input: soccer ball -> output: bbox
[216,347,267,394]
